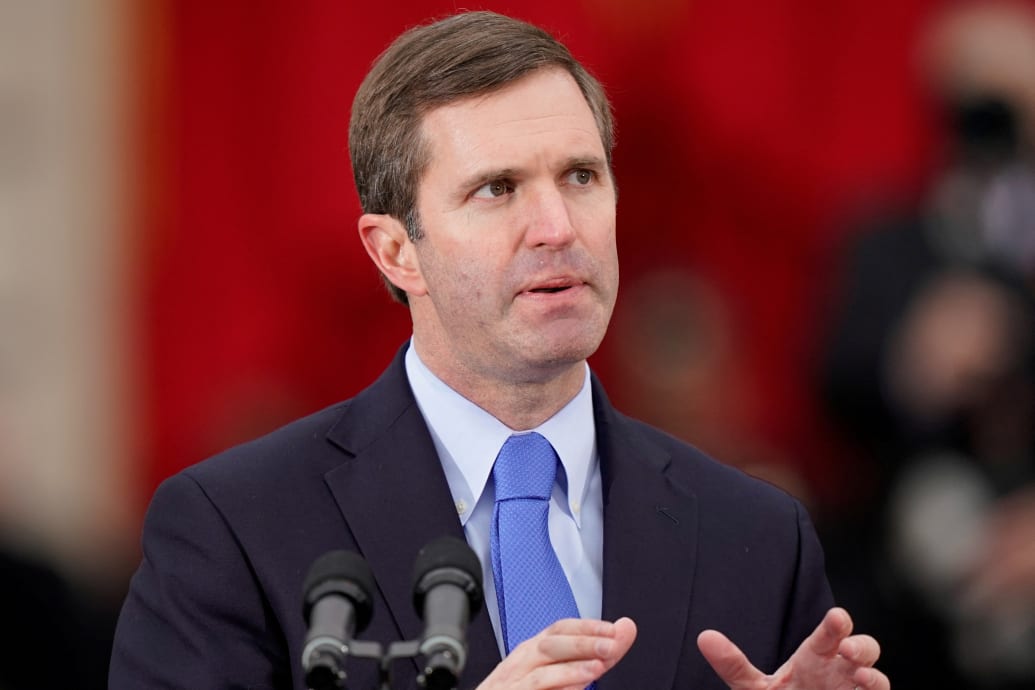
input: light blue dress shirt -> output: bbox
[404,341,604,656]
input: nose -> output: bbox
[523,185,576,249]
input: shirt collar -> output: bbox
[404,339,596,527]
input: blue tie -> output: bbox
[490,432,587,656]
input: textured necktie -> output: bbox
[490,432,583,653]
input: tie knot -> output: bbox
[493,432,558,502]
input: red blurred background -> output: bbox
[133,0,951,518]
[10,3,1035,688]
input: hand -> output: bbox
[698,607,888,690]
[965,487,1035,611]
[476,617,637,690]
[887,272,1020,420]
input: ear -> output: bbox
[358,213,428,298]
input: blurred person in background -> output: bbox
[821,2,1035,688]
[608,270,814,506]
[0,543,113,690]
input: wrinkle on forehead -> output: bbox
[422,68,603,154]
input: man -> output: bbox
[111,11,887,690]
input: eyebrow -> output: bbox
[564,155,608,171]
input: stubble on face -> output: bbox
[405,68,619,426]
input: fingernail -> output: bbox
[596,638,614,656]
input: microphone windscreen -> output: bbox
[303,550,376,631]
[411,536,483,617]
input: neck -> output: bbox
[411,337,587,431]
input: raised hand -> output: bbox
[698,607,888,690]
[477,617,637,690]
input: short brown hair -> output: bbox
[349,11,615,304]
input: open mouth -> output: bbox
[529,286,571,294]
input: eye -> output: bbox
[473,179,514,199]
[567,169,594,186]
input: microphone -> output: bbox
[301,550,376,690]
[411,536,484,690]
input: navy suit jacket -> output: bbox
[110,346,833,689]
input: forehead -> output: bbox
[418,68,605,175]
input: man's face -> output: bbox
[409,67,619,386]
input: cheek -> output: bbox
[447,234,513,286]
[573,200,616,241]
[583,217,618,270]
[429,249,493,308]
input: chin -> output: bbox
[523,327,605,368]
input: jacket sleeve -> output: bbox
[777,499,836,664]
[109,472,292,690]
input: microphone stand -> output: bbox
[312,637,448,690]
[380,640,422,690]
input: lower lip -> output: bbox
[518,284,588,304]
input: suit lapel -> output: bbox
[592,378,699,690]
[322,349,501,686]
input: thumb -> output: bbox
[697,630,766,689]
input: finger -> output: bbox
[541,617,620,637]
[534,631,617,663]
[600,617,637,669]
[696,629,765,688]
[853,665,891,690]
[525,658,606,690]
[528,617,626,661]
[539,618,635,687]
[804,607,853,657]
[838,634,881,668]
[479,645,604,690]
[536,617,637,665]
[478,618,636,690]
